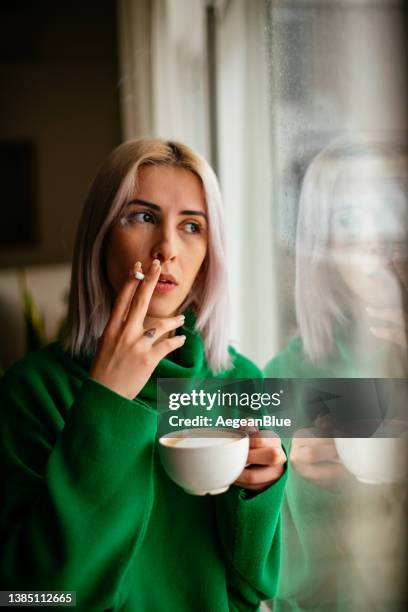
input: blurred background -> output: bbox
[1,0,407,369]
[1,1,407,609]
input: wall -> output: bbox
[0,0,121,268]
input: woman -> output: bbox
[267,139,408,484]
[264,139,408,611]
[268,139,408,380]
[0,138,287,612]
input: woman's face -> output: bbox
[105,164,208,318]
[330,165,407,308]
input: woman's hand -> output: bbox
[290,416,348,489]
[368,252,408,349]
[90,260,186,400]
[234,430,287,492]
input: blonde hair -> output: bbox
[64,138,231,373]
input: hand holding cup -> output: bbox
[234,428,287,492]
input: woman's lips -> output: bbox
[155,280,178,293]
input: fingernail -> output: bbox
[179,335,186,343]
[178,314,185,322]
[152,259,161,269]
[130,262,139,277]
[133,261,144,280]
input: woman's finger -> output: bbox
[153,334,187,361]
[126,259,161,330]
[291,441,339,464]
[369,325,407,349]
[105,262,143,337]
[142,314,185,345]
[366,306,404,326]
[247,446,286,466]
[235,464,284,488]
[292,432,332,446]
[314,413,335,432]
[247,432,282,449]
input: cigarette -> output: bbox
[134,271,145,281]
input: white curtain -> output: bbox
[117,0,153,139]
[215,0,279,367]
[150,0,211,157]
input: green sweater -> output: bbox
[0,321,287,612]
[263,337,406,612]
[264,339,347,611]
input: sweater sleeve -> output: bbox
[213,350,288,608]
[0,372,157,611]
[215,461,288,610]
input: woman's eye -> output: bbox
[333,211,362,233]
[121,211,155,226]
[184,221,201,234]
[137,212,155,223]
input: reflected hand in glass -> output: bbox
[366,251,408,350]
[290,415,348,490]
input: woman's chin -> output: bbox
[146,303,182,319]
[146,290,190,319]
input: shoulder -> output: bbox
[263,336,311,378]
[1,342,75,387]
[0,343,85,481]
[219,346,263,379]
[0,342,86,418]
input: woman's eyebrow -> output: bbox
[180,209,208,220]
[128,198,161,211]
[128,198,207,220]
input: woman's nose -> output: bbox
[151,229,177,263]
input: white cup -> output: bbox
[334,422,408,484]
[158,427,249,495]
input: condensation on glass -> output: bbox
[263,1,408,610]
